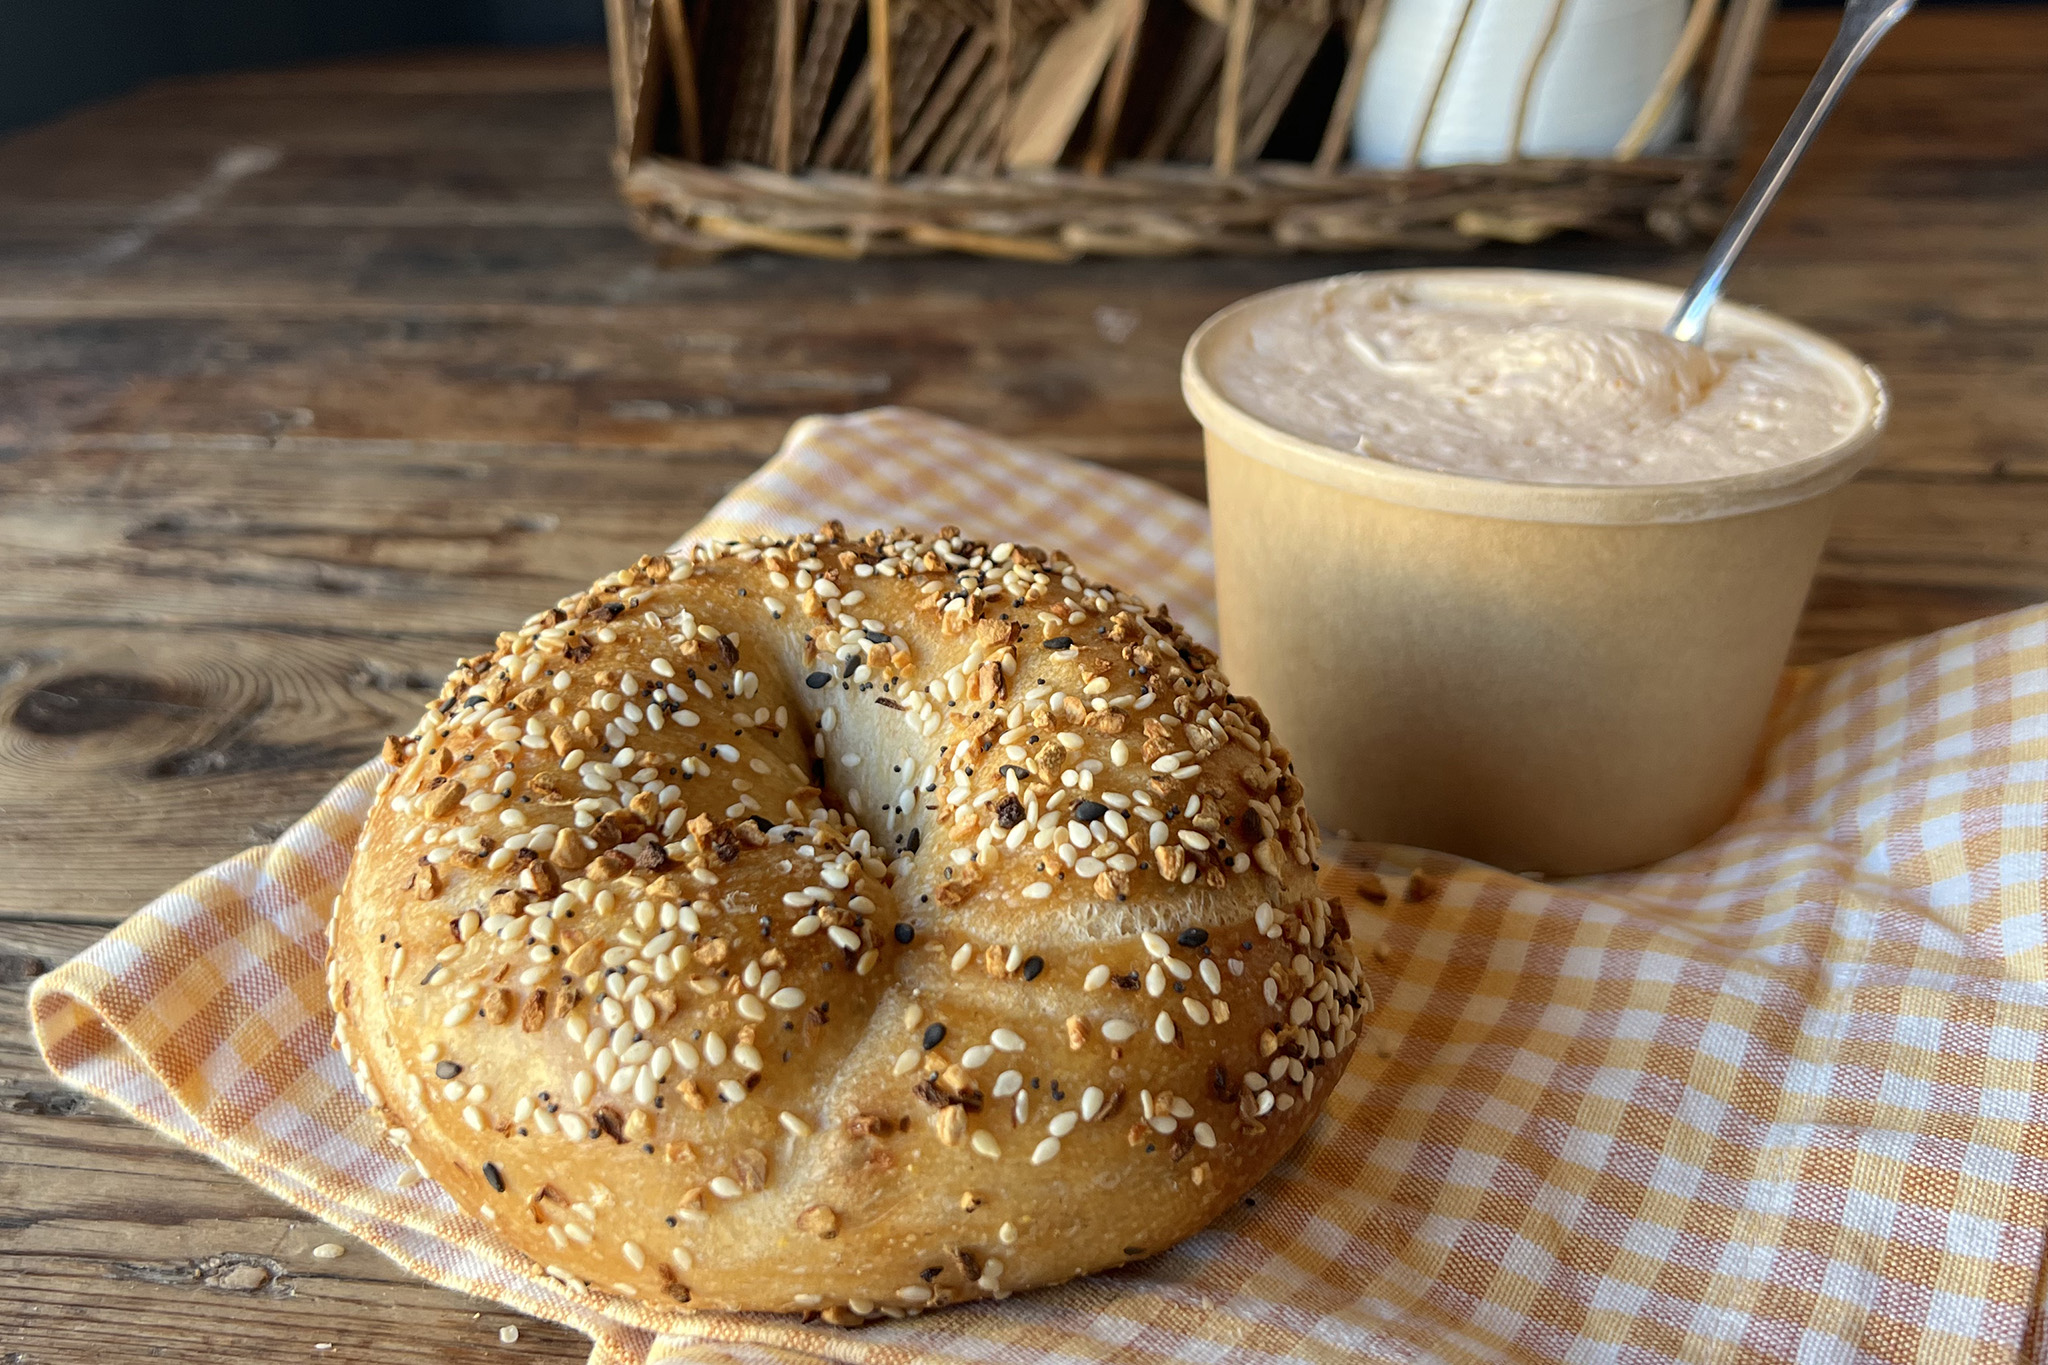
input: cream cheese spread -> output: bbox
[1207,275,1866,486]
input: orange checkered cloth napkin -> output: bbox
[30,406,2048,1365]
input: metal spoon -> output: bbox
[1666,0,1915,344]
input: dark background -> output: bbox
[0,0,2030,137]
[0,0,606,134]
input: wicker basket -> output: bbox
[603,0,1774,261]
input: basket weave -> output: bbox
[603,0,1775,261]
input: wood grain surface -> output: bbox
[3,11,2045,1361]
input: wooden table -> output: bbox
[2,10,2043,1361]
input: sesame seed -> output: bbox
[1100,1019,1138,1042]
[950,943,974,971]
[1083,965,1110,991]
[993,1070,1023,1097]
[780,1111,813,1137]
[621,1240,646,1270]
[922,1022,948,1050]
[989,1028,1025,1053]
[770,986,807,1010]
[710,1177,743,1199]
[1154,1012,1176,1043]
[893,1048,920,1075]
[827,925,862,951]
[1178,927,1209,947]
[500,1326,520,1344]
[312,1243,346,1260]
[971,1131,1001,1159]
[1031,1137,1061,1165]
[963,1045,994,1068]
[1047,1112,1078,1137]
[1141,932,1170,959]
[1022,882,1053,899]
[1080,1086,1104,1120]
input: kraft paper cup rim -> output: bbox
[1182,269,1890,527]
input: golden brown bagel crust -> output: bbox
[329,525,1365,1323]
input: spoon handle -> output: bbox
[1666,0,1915,344]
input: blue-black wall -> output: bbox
[0,0,606,133]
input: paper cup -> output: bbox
[1182,270,1888,876]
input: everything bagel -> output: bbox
[329,524,1367,1322]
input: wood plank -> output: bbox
[3,286,2039,470]
[1754,7,2048,73]
[0,922,584,1362]
[0,624,460,922]
[0,432,1205,638]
